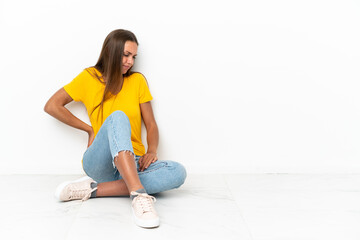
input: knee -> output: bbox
[142,160,187,194]
[167,161,187,188]
[110,110,130,126]
[82,159,97,181]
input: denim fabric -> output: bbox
[82,110,187,194]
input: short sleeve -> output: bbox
[138,74,153,104]
[63,70,88,102]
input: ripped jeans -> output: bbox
[82,110,187,194]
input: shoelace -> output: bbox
[69,186,98,201]
[133,193,156,213]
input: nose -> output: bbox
[127,56,134,65]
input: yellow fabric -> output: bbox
[63,67,153,156]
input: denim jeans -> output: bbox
[82,110,187,194]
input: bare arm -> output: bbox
[138,101,159,171]
[44,88,94,146]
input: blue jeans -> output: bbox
[82,110,187,195]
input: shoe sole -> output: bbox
[132,208,160,228]
[54,176,92,201]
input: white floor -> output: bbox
[1,174,360,240]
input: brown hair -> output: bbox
[86,29,138,123]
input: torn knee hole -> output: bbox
[114,150,135,162]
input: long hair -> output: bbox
[86,29,138,123]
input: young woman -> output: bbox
[44,29,187,228]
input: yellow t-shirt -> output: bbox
[63,67,153,156]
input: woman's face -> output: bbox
[122,41,138,74]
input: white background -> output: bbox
[0,0,359,174]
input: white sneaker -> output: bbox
[131,191,160,228]
[55,176,97,202]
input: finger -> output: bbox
[142,156,154,171]
[144,157,157,170]
[140,159,147,171]
[137,158,141,170]
[140,160,145,171]
[139,156,147,171]
[141,154,156,171]
[150,156,158,163]
[144,160,152,170]
[142,160,150,171]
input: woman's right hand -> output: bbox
[44,88,95,147]
[87,127,95,147]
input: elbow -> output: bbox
[44,100,54,115]
[44,88,71,115]
[44,102,49,114]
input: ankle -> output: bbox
[129,185,145,193]
[130,188,147,200]
[90,182,98,198]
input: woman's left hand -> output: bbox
[138,152,158,172]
